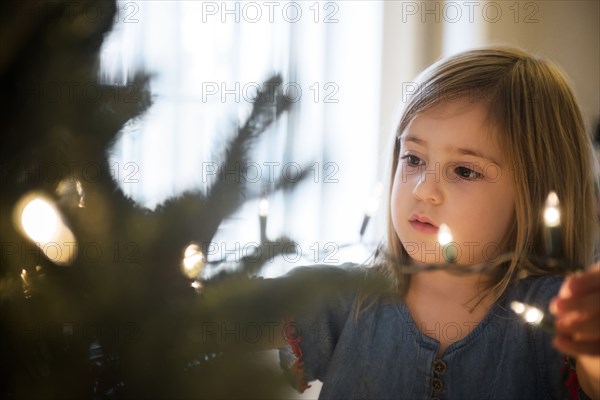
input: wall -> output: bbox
[379,0,599,167]
[484,0,599,133]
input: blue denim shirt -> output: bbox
[279,265,586,400]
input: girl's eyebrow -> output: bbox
[401,134,500,165]
[400,134,425,146]
[453,147,500,165]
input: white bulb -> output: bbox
[15,194,78,265]
[543,207,560,227]
[524,307,543,324]
[21,198,59,243]
[258,197,269,217]
[438,224,453,246]
[510,301,526,315]
[182,244,204,279]
[191,281,202,291]
[543,192,560,227]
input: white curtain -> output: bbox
[100,1,384,276]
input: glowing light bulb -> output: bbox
[258,197,269,217]
[510,301,553,332]
[543,192,560,227]
[21,198,59,243]
[437,224,453,246]
[20,269,31,299]
[182,244,205,279]
[75,180,85,208]
[438,224,457,263]
[190,280,203,293]
[15,194,77,265]
[510,301,525,315]
[543,191,562,259]
[56,179,85,208]
[524,307,543,324]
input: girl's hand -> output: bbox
[550,262,600,356]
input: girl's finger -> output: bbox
[552,291,600,315]
[553,335,600,357]
[562,263,600,297]
[556,318,600,342]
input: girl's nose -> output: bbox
[412,172,442,204]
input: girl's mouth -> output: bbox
[409,215,439,234]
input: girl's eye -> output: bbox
[455,166,483,180]
[401,154,424,167]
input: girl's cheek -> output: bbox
[398,167,420,187]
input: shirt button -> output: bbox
[432,377,444,392]
[433,359,447,374]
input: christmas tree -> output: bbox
[0,1,392,398]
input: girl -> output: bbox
[279,47,600,399]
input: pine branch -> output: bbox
[158,75,294,248]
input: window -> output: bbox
[101,1,384,276]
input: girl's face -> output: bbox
[391,99,515,265]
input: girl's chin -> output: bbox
[406,253,446,265]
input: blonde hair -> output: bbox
[359,46,599,314]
